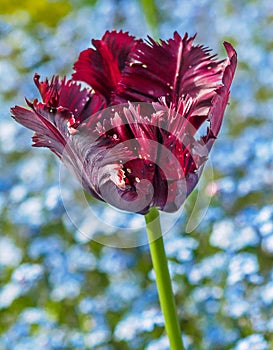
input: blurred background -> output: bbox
[1,0,273,349]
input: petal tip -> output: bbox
[223,41,237,61]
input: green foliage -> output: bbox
[139,0,159,37]
[0,0,71,27]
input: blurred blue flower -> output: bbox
[234,334,269,350]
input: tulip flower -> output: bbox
[11,30,237,350]
[11,31,236,215]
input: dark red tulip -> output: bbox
[11,31,237,214]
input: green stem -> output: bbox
[145,207,185,350]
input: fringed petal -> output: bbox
[117,32,224,111]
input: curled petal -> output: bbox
[11,105,67,158]
[73,30,140,102]
[205,42,237,149]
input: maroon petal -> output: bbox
[116,32,224,114]
[34,74,106,125]
[11,74,106,158]
[69,132,135,203]
[11,105,67,158]
[72,30,139,102]
[34,74,60,106]
[205,42,237,149]
[161,172,198,213]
